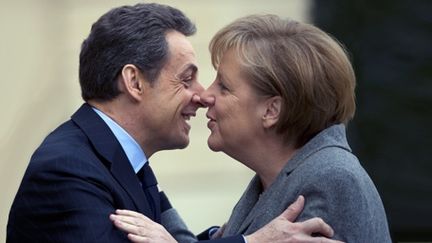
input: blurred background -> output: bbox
[0,0,430,242]
[311,0,432,241]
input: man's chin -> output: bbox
[157,135,190,151]
[171,136,190,150]
[177,141,189,149]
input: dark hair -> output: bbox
[79,3,196,101]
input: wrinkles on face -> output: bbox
[139,30,202,152]
[159,64,199,123]
[221,95,240,122]
[169,78,186,122]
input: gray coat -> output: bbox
[222,124,392,243]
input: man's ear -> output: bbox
[119,64,146,101]
[262,96,282,129]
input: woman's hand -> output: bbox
[210,223,226,239]
[110,209,178,243]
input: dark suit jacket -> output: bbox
[7,104,243,243]
[7,103,167,242]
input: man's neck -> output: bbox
[88,99,154,158]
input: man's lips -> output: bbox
[181,112,196,121]
[180,112,196,132]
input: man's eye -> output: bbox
[182,77,192,87]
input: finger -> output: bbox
[294,235,343,243]
[312,237,344,243]
[220,223,227,232]
[112,217,142,235]
[211,225,225,239]
[110,214,147,227]
[115,210,155,225]
[128,233,148,243]
[281,195,305,221]
[301,217,334,238]
[329,240,344,243]
[116,209,152,222]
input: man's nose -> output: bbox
[191,94,205,108]
[194,81,205,94]
[191,82,205,107]
[199,88,215,108]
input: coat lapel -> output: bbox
[71,103,153,217]
[225,124,352,235]
[224,176,262,236]
[234,175,282,235]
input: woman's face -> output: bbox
[201,49,267,158]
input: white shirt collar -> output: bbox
[92,107,147,173]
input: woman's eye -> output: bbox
[218,81,228,92]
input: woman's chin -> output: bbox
[207,139,222,152]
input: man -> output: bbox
[7,3,337,243]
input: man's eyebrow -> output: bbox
[179,63,198,75]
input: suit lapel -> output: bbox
[71,103,153,217]
[224,176,262,236]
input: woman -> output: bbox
[199,14,391,242]
[112,15,392,242]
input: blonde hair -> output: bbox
[210,14,356,147]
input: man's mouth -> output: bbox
[182,114,191,121]
[181,112,196,124]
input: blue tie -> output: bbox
[137,162,161,223]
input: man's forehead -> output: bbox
[165,31,194,52]
[158,31,196,76]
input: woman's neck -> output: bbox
[241,138,298,191]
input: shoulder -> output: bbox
[292,148,390,241]
[26,120,108,180]
[298,146,367,183]
[289,146,380,207]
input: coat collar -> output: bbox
[225,124,352,235]
[282,124,351,175]
[71,103,153,216]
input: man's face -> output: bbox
[142,31,203,152]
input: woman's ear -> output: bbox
[262,96,282,129]
[118,64,146,101]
